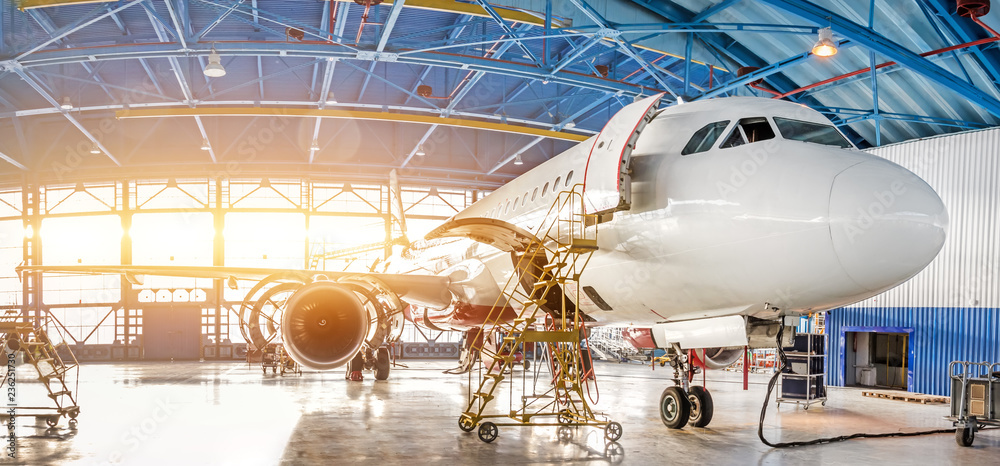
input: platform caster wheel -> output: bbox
[659,386,690,429]
[956,418,976,447]
[478,422,498,443]
[558,409,573,425]
[68,418,78,429]
[459,416,476,433]
[821,400,827,406]
[687,386,714,428]
[604,421,623,442]
[45,417,57,428]
[804,405,809,411]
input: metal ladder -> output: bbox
[1,312,81,428]
[458,186,622,443]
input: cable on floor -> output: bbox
[757,321,957,448]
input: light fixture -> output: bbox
[310,139,320,151]
[633,93,645,103]
[89,143,101,154]
[325,91,336,105]
[60,97,73,110]
[200,138,211,151]
[415,144,426,157]
[812,27,838,57]
[564,120,576,129]
[203,46,226,77]
[514,153,523,165]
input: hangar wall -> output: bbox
[827,127,1000,396]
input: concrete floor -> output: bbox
[3,359,998,465]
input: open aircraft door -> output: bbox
[582,93,665,214]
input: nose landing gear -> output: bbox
[658,345,715,429]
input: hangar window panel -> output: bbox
[313,184,383,214]
[46,306,115,344]
[228,179,302,209]
[41,215,121,265]
[42,274,121,306]
[773,117,853,148]
[131,213,214,266]
[133,180,211,210]
[0,190,21,218]
[682,120,730,155]
[224,212,305,268]
[309,216,387,273]
[0,220,22,306]
[43,184,117,214]
[402,188,466,217]
[406,218,448,243]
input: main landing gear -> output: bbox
[658,346,714,429]
[346,345,393,381]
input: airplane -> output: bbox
[17,94,948,431]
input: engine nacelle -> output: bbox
[691,347,744,370]
[281,281,369,371]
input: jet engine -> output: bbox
[280,281,370,371]
[691,346,745,370]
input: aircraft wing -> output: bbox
[16,264,453,309]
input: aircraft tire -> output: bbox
[374,347,390,380]
[687,386,714,427]
[659,386,690,429]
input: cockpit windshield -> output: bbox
[773,117,853,148]
[682,120,729,155]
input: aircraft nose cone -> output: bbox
[829,160,948,292]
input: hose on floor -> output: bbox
[757,321,956,448]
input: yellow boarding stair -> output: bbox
[1,311,81,428]
[458,186,622,443]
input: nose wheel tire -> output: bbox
[478,421,499,443]
[374,346,391,380]
[458,415,477,433]
[659,386,690,429]
[687,386,714,428]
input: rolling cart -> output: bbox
[948,360,1000,447]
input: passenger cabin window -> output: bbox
[553,177,561,194]
[531,187,538,201]
[541,182,549,197]
[682,120,729,155]
[773,117,853,148]
[721,117,775,149]
[565,171,574,187]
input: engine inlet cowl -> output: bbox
[280,281,369,370]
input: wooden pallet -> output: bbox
[862,390,949,404]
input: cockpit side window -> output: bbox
[773,117,853,148]
[720,117,775,149]
[682,120,730,155]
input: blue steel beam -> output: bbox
[195,0,245,40]
[691,0,744,23]
[376,0,406,52]
[402,16,471,106]
[630,0,868,147]
[921,0,1000,93]
[25,8,117,100]
[474,0,541,67]
[16,0,145,59]
[761,0,1000,118]
[10,65,120,165]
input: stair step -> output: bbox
[472,392,495,402]
[542,262,566,271]
[513,317,536,326]
[47,390,71,399]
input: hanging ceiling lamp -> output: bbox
[812,27,838,57]
[204,46,226,77]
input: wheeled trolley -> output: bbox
[947,360,1000,447]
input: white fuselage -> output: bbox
[395,97,948,330]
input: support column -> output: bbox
[21,180,41,326]
[213,177,224,359]
[120,179,134,357]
